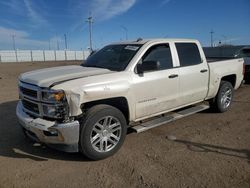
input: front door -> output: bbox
[132,43,180,119]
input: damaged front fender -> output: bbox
[63,81,131,117]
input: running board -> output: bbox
[131,104,209,133]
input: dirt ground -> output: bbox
[0,61,249,188]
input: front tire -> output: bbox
[79,105,127,160]
[210,81,234,113]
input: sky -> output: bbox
[0,0,249,50]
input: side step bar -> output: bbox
[131,104,209,133]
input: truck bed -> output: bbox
[206,57,235,63]
[205,57,244,100]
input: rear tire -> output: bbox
[79,104,127,160]
[210,81,234,113]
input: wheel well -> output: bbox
[81,97,130,123]
[221,74,236,88]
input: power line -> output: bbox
[86,13,93,51]
[120,25,128,40]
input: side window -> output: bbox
[142,44,173,70]
[175,43,202,66]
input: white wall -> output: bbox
[32,50,44,62]
[0,51,17,62]
[0,50,90,63]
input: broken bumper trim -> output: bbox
[16,101,80,152]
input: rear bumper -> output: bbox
[16,101,80,152]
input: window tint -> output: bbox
[142,44,173,70]
[176,43,202,66]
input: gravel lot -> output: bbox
[0,61,249,188]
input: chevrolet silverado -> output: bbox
[16,39,244,160]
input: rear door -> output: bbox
[175,42,209,105]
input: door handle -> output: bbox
[200,69,208,73]
[168,74,178,79]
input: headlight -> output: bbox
[41,89,68,119]
[43,104,68,119]
[42,89,65,102]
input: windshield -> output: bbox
[82,44,142,71]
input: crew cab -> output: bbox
[16,39,244,160]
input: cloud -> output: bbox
[70,0,137,33]
[0,0,24,14]
[0,27,28,38]
[90,0,136,21]
[23,0,48,27]
[1,0,49,27]
[0,26,48,50]
[0,26,67,50]
[161,0,171,6]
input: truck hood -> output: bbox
[19,65,112,87]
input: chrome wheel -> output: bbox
[220,86,232,109]
[90,116,122,153]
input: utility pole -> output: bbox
[86,13,93,51]
[49,39,51,50]
[210,30,214,47]
[64,34,68,49]
[11,34,17,62]
[222,35,227,45]
[121,25,128,40]
[11,34,16,50]
[57,38,59,50]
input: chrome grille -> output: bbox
[18,81,67,119]
[19,81,41,117]
[19,86,37,98]
[22,100,39,114]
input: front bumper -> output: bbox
[16,101,80,152]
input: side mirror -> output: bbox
[137,60,160,74]
[89,50,96,57]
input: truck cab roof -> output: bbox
[111,38,199,45]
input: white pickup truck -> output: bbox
[16,39,244,160]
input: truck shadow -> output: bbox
[0,100,89,162]
[171,139,250,164]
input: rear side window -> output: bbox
[176,43,202,66]
[143,44,173,70]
